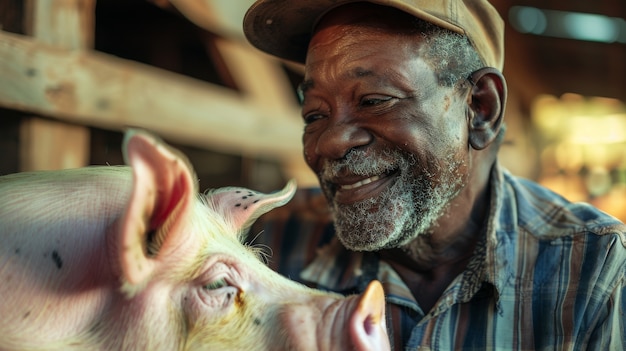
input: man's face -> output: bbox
[300,9,472,251]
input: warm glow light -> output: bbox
[532,94,626,145]
[532,94,626,220]
[567,114,626,144]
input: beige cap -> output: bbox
[243,0,504,70]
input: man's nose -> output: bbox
[315,120,372,160]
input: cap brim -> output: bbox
[243,0,465,64]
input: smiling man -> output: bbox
[243,1,626,349]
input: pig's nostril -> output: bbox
[359,280,385,325]
[362,314,375,335]
[349,280,391,351]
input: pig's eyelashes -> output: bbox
[195,258,243,309]
[203,277,228,290]
[196,279,238,310]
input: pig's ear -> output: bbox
[118,129,197,292]
[206,179,296,233]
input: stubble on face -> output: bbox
[320,147,467,251]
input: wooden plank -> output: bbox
[19,0,94,171]
[166,0,253,40]
[214,37,298,116]
[0,30,304,162]
[210,39,317,186]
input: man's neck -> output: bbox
[378,223,482,313]
[377,171,492,312]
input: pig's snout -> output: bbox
[279,280,390,351]
[349,280,390,351]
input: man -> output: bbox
[243,1,626,349]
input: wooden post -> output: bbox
[19,0,94,171]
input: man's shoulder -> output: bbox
[498,169,626,246]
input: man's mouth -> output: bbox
[330,170,397,204]
[339,175,382,190]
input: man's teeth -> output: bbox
[340,175,381,190]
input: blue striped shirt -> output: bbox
[250,164,626,350]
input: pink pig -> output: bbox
[0,130,389,351]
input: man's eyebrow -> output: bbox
[297,68,381,102]
[351,67,375,78]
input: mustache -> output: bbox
[319,148,412,181]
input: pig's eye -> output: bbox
[204,277,228,290]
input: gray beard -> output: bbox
[321,148,466,251]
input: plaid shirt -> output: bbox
[249,164,626,350]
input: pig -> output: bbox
[0,129,390,351]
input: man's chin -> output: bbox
[336,235,384,252]
[334,225,399,251]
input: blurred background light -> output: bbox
[510,6,626,43]
[531,93,626,220]
[512,6,547,34]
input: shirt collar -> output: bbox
[300,164,508,311]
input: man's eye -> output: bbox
[303,113,325,124]
[361,96,393,106]
[204,277,228,290]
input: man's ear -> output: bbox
[467,67,507,150]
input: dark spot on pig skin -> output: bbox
[52,250,63,269]
[23,311,31,319]
[235,203,241,207]
[253,317,262,326]
[14,248,20,254]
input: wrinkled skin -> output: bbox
[301,6,475,252]
[299,4,506,312]
[0,130,389,351]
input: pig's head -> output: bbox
[107,130,390,351]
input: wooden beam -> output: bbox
[214,37,297,116]
[210,37,317,186]
[166,0,250,40]
[0,30,304,162]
